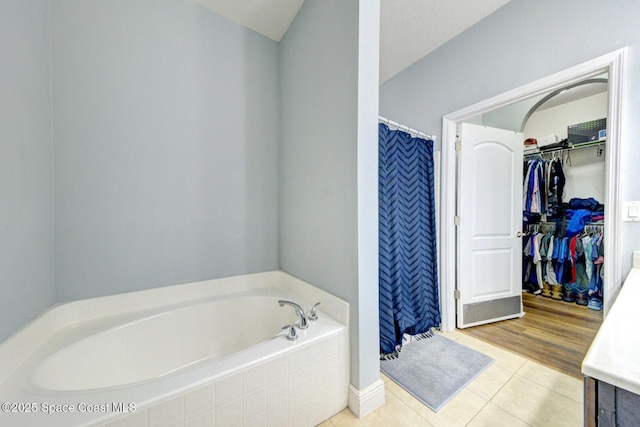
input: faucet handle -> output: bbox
[308,302,321,321]
[281,324,298,341]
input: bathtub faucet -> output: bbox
[278,300,309,329]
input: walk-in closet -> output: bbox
[459,76,607,378]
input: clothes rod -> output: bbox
[379,115,435,141]
[524,139,606,159]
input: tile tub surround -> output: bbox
[0,271,349,427]
[99,333,347,427]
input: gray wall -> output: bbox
[3,0,381,395]
[0,0,55,341]
[51,0,280,300]
[380,0,640,282]
[279,0,380,389]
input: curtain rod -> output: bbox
[379,115,435,141]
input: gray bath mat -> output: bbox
[380,334,494,412]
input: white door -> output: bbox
[457,123,524,328]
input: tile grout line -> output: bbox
[513,370,585,406]
[464,361,524,427]
[384,382,435,426]
[514,361,584,405]
[491,373,581,426]
[461,387,492,427]
[482,368,534,427]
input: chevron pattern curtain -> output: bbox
[379,123,440,356]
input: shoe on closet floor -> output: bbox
[562,283,577,303]
[575,287,589,306]
[523,282,541,295]
[541,282,552,298]
[588,297,603,311]
[551,284,564,300]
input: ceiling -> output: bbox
[191,0,305,42]
[379,0,511,82]
[191,0,512,83]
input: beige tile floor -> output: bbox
[319,330,583,427]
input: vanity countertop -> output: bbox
[582,265,640,394]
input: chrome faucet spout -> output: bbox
[278,300,309,329]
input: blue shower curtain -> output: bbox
[379,123,440,356]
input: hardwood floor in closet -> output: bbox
[460,293,603,379]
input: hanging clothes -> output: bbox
[541,233,558,289]
[523,158,566,219]
[547,159,565,217]
[522,154,604,311]
[587,229,605,311]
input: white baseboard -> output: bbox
[347,379,385,418]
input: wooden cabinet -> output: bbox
[584,376,640,426]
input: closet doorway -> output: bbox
[439,49,627,377]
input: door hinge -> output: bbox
[454,289,461,300]
[455,140,462,152]
[454,216,460,226]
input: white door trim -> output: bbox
[440,48,628,331]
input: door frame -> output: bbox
[439,48,628,331]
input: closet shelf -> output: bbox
[524,139,606,158]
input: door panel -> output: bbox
[471,248,513,296]
[457,123,524,328]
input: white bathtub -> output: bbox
[0,271,349,427]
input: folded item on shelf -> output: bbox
[569,197,602,211]
[539,138,569,151]
[537,134,559,148]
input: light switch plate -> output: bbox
[623,201,640,222]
